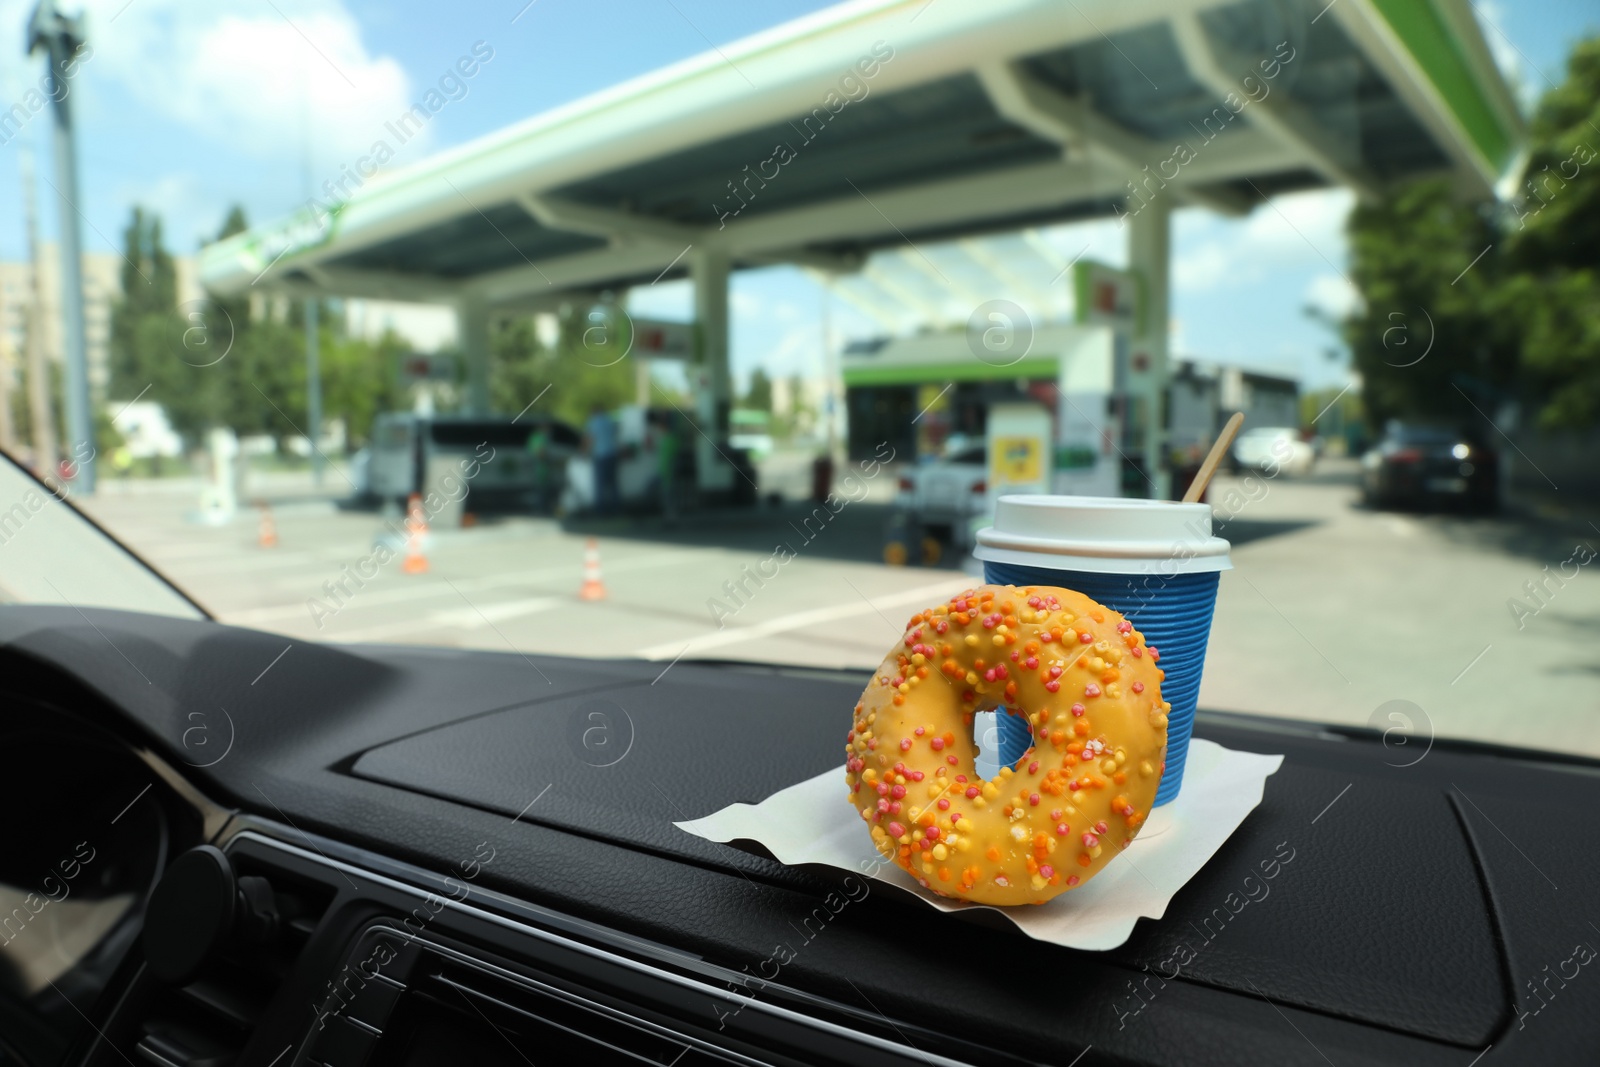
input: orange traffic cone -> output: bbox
[579,538,606,600]
[257,503,278,548]
[402,493,430,575]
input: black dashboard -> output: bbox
[2,604,1598,1066]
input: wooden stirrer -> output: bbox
[1181,412,1246,504]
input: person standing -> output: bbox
[585,403,620,515]
[112,444,135,481]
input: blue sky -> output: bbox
[0,0,1594,396]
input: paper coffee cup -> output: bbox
[974,495,1231,806]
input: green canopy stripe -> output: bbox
[843,357,1061,386]
[1370,0,1514,172]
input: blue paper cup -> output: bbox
[974,496,1230,806]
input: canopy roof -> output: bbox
[199,0,1521,308]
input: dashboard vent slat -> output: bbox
[177,974,259,1031]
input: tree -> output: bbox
[489,306,636,426]
[108,206,182,404]
[107,206,234,454]
[742,367,773,411]
[1341,34,1600,433]
[490,314,544,415]
[1343,179,1517,430]
[323,328,407,447]
[209,205,251,350]
[214,315,303,440]
[1503,35,1600,428]
[116,208,177,320]
[109,204,409,454]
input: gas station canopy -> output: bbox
[198,0,1519,498]
[200,0,1519,307]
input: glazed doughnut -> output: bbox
[845,584,1170,907]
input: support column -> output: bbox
[457,294,492,416]
[691,247,734,492]
[1127,200,1172,499]
[305,298,323,485]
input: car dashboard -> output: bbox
[1,604,1597,1067]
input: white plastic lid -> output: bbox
[973,495,1232,575]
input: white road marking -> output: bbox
[222,552,687,626]
[319,596,562,644]
[635,577,968,660]
[428,597,563,631]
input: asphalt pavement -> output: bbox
[78,458,1600,760]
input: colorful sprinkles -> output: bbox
[844,584,1171,907]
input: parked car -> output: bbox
[1231,426,1315,476]
[888,437,987,565]
[366,412,582,512]
[1361,423,1499,511]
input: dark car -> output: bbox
[1361,424,1499,511]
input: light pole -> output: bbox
[299,71,324,486]
[28,0,93,492]
[306,298,322,485]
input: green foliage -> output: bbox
[489,308,636,426]
[1343,35,1600,432]
[118,207,178,317]
[323,328,408,446]
[1298,385,1362,431]
[1343,179,1517,429]
[742,367,773,411]
[106,203,429,453]
[1503,36,1600,428]
[213,317,304,439]
[209,205,251,344]
[489,315,543,415]
[1503,268,1600,427]
[1508,37,1600,268]
[108,206,182,409]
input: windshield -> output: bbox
[2,0,1595,761]
[0,453,200,619]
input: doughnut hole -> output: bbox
[972,704,1034,782]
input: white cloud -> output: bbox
[627,279,692,321]
[1237,188,1355,264]
[1303,272,1360,320]
[13,0,418,171]
[1173,188,1354,295]
[741,320,819,383]
[730,290,765,317]
[1172,240,1237,292]
[730,290,806,325]
[1033,219,1127,270]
